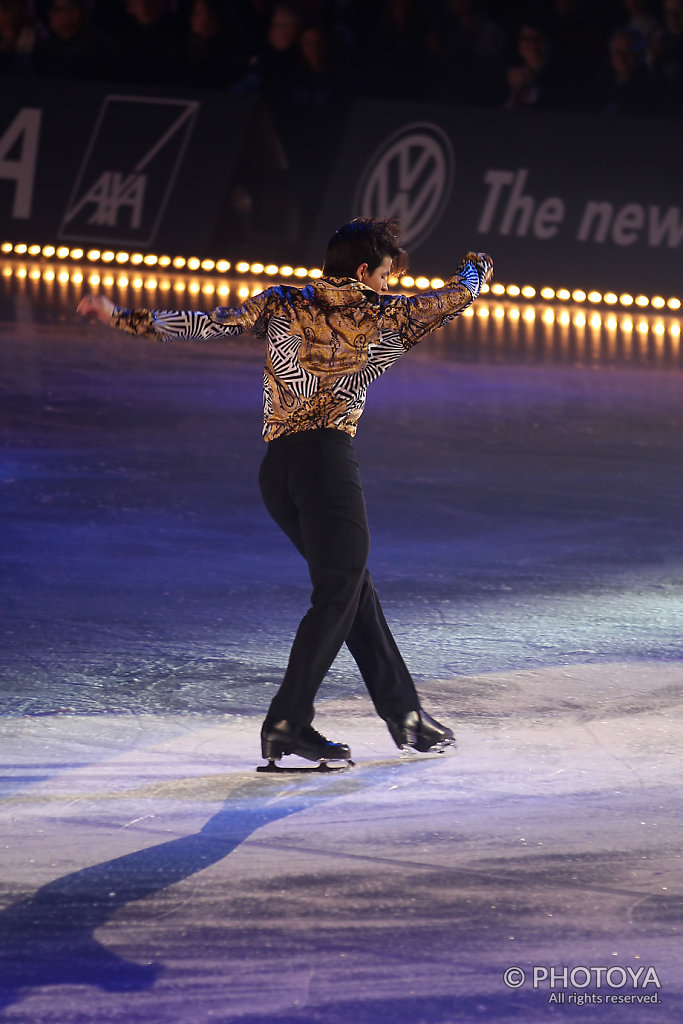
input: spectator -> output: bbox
[504,18,580,111]
[352,0,441,101]
[0,0,46,74]
[88,0,127,33]
[649,0,683,111]
[114,0,182,84]
[598,26,661,113]
[620,0,661,43]
[235,3,303,105]
[179,0,252,89]
[546,0,610,82]
[34,0,115,79]
[441,0,511,107]
[296,0,357,66]
[242,0,271,34]
[287,21,358,110]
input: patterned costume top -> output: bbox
[110,252,491,442]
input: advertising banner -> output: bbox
[0,79,269,257]
[311,100,683,296]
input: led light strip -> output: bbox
[492,282,682,312]
[2,240,682,315]
[457,302,680,338]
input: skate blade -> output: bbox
[256,758,355,774]
[399,738,456,756]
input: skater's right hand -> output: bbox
[77,293,114,324]
[458,252,494,295]
[473,252,493,285]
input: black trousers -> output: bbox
[258,428,420,727]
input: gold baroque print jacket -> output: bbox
[110,252,490,442]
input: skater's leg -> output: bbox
[259,430,369,727]
[344,570,420,719]
[345,573,455,753]
[258,430,453,757]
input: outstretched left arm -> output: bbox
[76,290,275,341]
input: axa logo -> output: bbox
[60,95,199,245]
[354,122,455,249]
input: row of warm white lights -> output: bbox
[2,242,317,279]
[4,263,234,297]
[465,304,680,337]
[4,264,680,335]
[2,241,682,311]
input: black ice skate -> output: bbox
[257,720,354,773]
[385,709,455,754]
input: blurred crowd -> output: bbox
[1,0,682,117]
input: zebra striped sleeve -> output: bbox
[110,308,243,341]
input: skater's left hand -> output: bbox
[77,293,114,324]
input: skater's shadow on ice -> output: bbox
[0,771,359,1010]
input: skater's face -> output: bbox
[355,255,393,293]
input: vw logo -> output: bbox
[354,122,455,249]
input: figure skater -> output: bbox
[77,217,493,770]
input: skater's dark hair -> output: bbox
[323,217,409,279]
